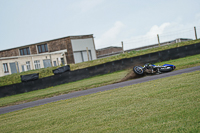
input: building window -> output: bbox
[21,65,26,72]
[26,61,31,71]
[37,44,48,53]
[20,47,30,55]
[34,60,40,69]
[3,63,9,73]
[53,61,57,66]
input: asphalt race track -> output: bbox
[0,65,200,115]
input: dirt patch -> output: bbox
[117,69,144,83]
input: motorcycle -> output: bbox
[133,63,176,75]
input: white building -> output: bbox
[0,34,97,77]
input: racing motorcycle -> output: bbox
[133,63,176,75]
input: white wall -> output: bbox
[0,50,67,77]
[71,38,97,63]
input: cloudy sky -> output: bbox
[0,0,200,51]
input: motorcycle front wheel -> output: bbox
[133,66,144,75]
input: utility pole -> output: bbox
[157,34,160,47]
[15,61,19,73]
[86,47,90,61]
[194,26,198,40]
[121,41,124,54]
[49,53,53,66]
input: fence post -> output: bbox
[121,41,124,53]
[86,47,90,61]
[157,34,160,47]
[194,26,198,40]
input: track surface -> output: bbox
[0,66,200,115]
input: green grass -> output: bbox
[0,70,129,107]
[0,39,200,87]
[0,54,200,108]
[0,70,199,132]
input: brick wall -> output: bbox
[0,48,19,58]
[47,37,75,64]
[48,38,68,52]
[30,45,37,54]
[65,38,74,64]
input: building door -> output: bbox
[74,52,83,63]
[82,51,92,62]
[9,62,19,74]
[43,59,52,68]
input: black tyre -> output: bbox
[133,66,144,75]
[159,67,173,72]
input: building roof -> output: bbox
[0,34,93,52]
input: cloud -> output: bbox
[95,21,125,48]
[146,23,170,37]
[125,23,171,42]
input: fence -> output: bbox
[0,42,200,98]
[97,26,200,52]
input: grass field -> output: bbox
[0,70,199,132]
[0,39,200,87]
[0,54,200,108]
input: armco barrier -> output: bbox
[0,43,200,98]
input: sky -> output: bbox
[0,0,200,51]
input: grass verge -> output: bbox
[0,70,199,132]
[0,39,200,87]
[0,54,200,108]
